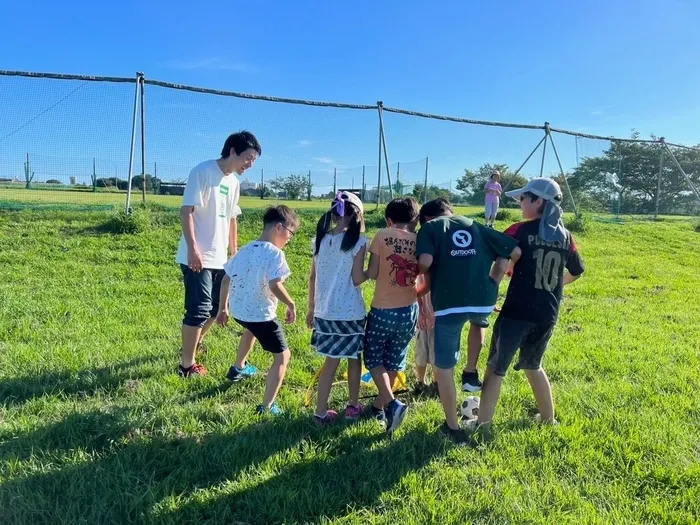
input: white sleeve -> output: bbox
[351,235,368,257]
[182,167,204,207]
[229,183,242,219]
[269,249,291,281]
[223,255,237,277]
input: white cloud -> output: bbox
[162,58,259,74]
[313,156,334,164]
[296,140,312,147]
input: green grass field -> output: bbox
[1,202,699,524]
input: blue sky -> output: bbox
[1,0,699,192]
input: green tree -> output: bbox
[269,174,311,201]
[412,183,452,203]
[456,163,528,206]
[568,138,700,214]
[131,174,155,192]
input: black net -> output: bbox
[0,74,138,208]
[565,133,700,217]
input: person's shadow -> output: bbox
[0,408,343,524]
[155,426,447,524]
[0,356,158,407]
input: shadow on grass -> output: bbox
[0,356,158,407]
[153,427,446,524]
[0,412,336,525]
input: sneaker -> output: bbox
[178,363,208,377]
[534,413,559,426]
[462,418,480,432]
[385,399,408,433]
[227,363,258,382]
[428,382,440,398]
[461,370,483,393]
[371,405,387,425]
[344,403,365,420]
[314,410,339,426]
[438,421,469,446]
[256,402,283,416]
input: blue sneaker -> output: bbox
[256,402,283,416]
[371,405,386,426]
[227,363,258,382]
[385,399,408,433]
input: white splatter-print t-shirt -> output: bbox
[312,233,368,321]
[224,241,291,322]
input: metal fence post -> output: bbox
[139,74,146,204]
[655,140,665,219]
[125,72,142,213]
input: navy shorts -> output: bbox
[234,318,288,354]
[433,312,491,369]
[181,265,225,328]
[364,304,418,372]
[487,315,555,376]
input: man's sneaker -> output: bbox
[438,422,469,446]
[314,410,339,426]
[344,403,365,420]
[227,363,258,382]
[534,413,559,426]
[256,402,283,416]
[178,363,208,377]
[461,370,483,393]
[371,405,387,425]
[385,399,408,433]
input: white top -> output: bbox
[224,241,291,322]
[175,159,242,270]
[312,233,368,321]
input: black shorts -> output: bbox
[487,315,555,376]
[181,265,225,327]
[234,318,288,354]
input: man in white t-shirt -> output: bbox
[176,131,261,378]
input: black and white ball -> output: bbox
[460,396,480,419]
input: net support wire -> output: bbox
[499,123,580,217]
[1,68,698,152]
[660,137,700,210]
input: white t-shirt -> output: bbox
[312,233,368,321]
[175,159,242,270]
[224,241,291,322]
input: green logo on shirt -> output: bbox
[220,185,229,196]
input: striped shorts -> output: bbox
[311,317,365,359]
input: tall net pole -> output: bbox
[377,101,393,200]
[546,125,579,216]
[125,72,142,213]
[139,74,146,204]
[655,142,665,219]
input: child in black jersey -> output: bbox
[467,178,585,430]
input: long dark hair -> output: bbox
[314,200,363,255]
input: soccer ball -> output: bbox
[460,396,480,419]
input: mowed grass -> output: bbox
[1,203,699,525]
[0,186,499,218]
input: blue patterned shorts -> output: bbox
[364,304,418,372]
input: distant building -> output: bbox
[241,181,259,191]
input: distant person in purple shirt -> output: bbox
[484,170,503,228]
